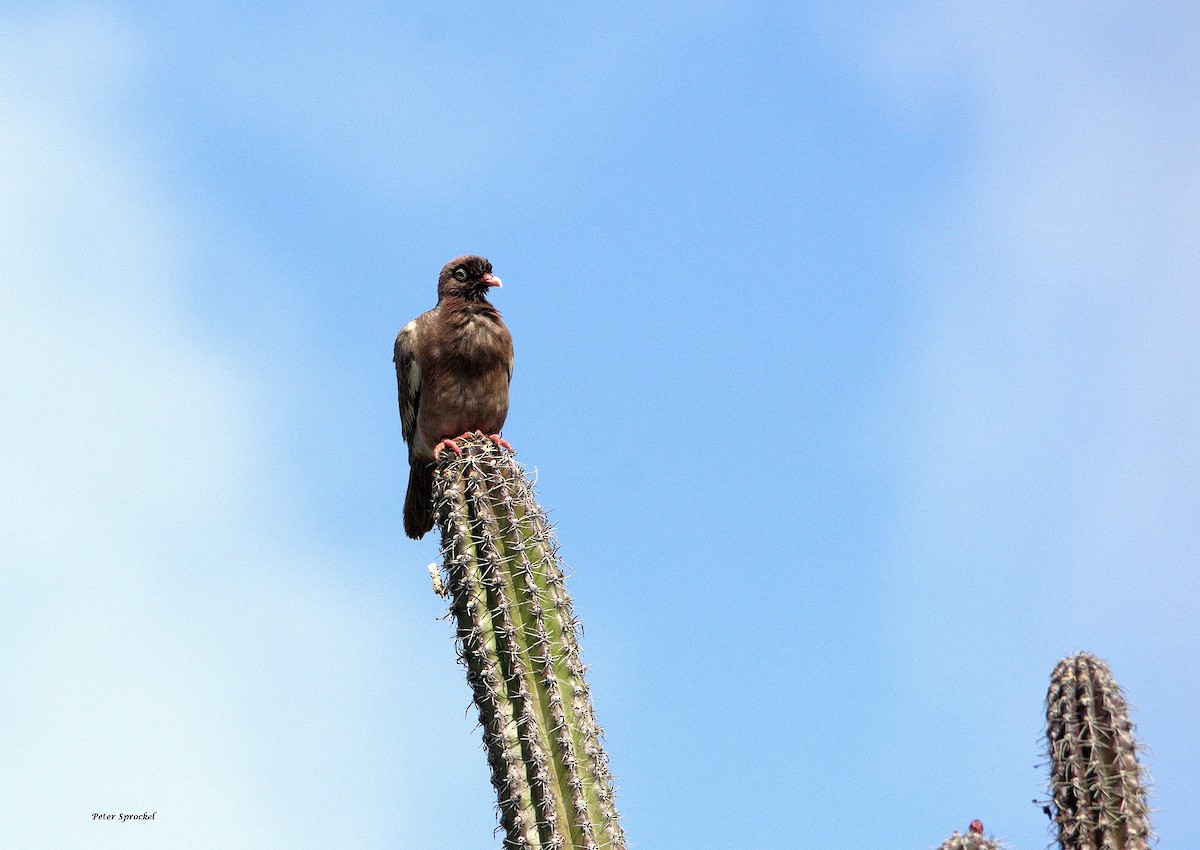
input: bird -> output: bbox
[394,255,514,539]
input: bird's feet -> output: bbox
[433,431,513,460]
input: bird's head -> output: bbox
[437,255,502,301]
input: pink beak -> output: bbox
[482,273,502,288]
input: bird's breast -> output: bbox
[443,312,511,371]
[416,306,513,449]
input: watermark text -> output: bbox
[92,812,156,822]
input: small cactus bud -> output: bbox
[937,822,1003,850]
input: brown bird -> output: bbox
[395,255,514,539]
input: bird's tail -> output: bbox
[404,460,436,540]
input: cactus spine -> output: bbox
[432,436,624,850]
[1045,652,1153,850]
[938,820,1003,850]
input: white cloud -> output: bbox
[0,16,259,848]
[872,1,1200,607]
[0,11,480,848]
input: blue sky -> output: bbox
[2,3,1197,848]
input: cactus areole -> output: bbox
[431,436,625,850]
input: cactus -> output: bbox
[431,436,625,850]
[938,820,1003,850]
[1045,652,1153,850]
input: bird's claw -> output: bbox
[487,434,514,453]
[433,437,464,460]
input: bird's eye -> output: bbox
[453,268,468,282]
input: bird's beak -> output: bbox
[482,273,502,288]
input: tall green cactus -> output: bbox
[1045,652,1153,850]
[938,820,1002,850]
[431,435,625,850]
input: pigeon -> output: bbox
[395,255,514,539]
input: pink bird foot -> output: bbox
[433,437,464,460]
[487,434,514,453]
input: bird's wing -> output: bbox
[394,319,421,460]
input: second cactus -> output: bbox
[1045,652,1153,850]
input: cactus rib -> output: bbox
[433,437,625,850]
